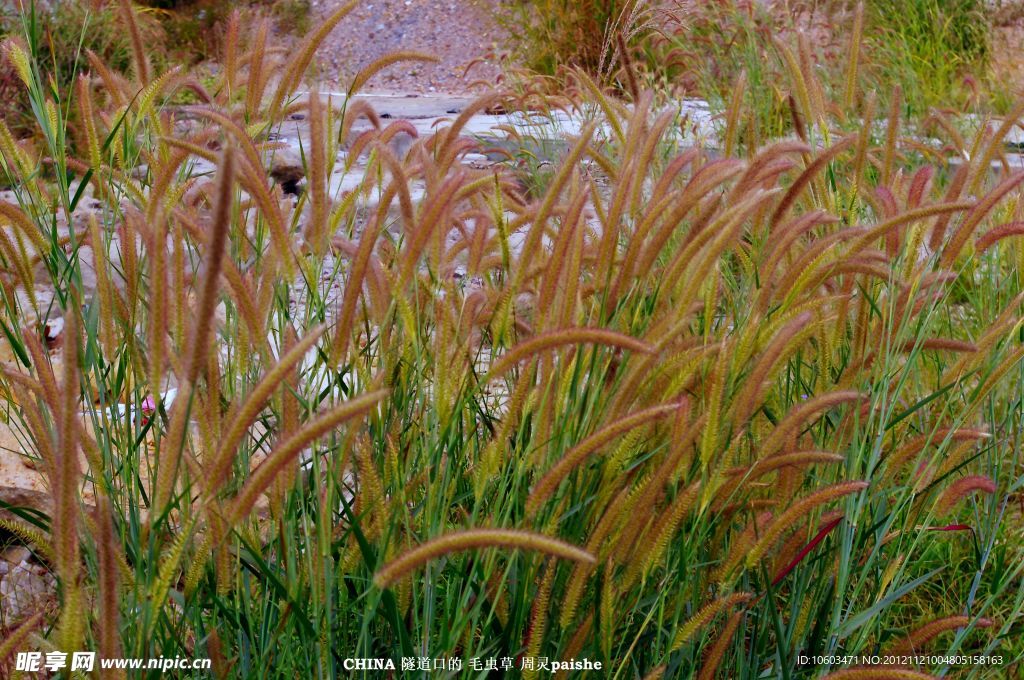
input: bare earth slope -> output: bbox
[309,0,506,94]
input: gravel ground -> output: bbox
[309,0,508,94]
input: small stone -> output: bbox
[0,485,54,517]
[0,557,57,627]
[43,317,63,351]
[0,546,30,565]
[268,148,306,197]
[1006,125,1024,150]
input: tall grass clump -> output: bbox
[866,0,991,113]
[0,1,166,137]
[0,2,1023,678]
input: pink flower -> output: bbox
[140,396,158,426]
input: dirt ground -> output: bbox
[308,0,508,94]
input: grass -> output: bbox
[501,1,1010,152]
[0,0,317,139]
[0,1,1023,678]
[0,0,167,137]
[494,0,654,85]
[865,0,991,114]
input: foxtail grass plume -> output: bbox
[374,529,594,588]
[885,616,994,656]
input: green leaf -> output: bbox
[837,566,944,639]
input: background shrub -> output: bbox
[495,0,652,79]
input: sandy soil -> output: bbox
[308,0,508,94]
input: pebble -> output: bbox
[0,550,56,627]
